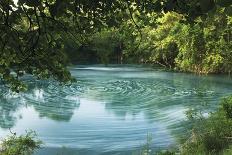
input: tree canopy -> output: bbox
[0,0,232,91]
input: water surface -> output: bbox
[0,65,232,154]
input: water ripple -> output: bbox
[1,65,232,154]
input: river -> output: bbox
[0,65,232,155]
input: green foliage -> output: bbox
[180,96,232,155]
[122,7,232,74]
[90,29,120,65]
[175,8,232,74]
[222,96,232,119]
[141,12,182,68]
[216,0,232,7]
[0,131,42,155]
[0,0,230,91]
[175,23,206,73]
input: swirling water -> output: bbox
[0,65,232,155]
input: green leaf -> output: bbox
[18,0,27,5]
[216,0,232,7]
[25,0,40,7]
[49,5,57,17]
[224,6,232,16]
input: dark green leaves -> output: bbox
[49,0,68,17]
[18,0,41,7]
[200,0,215,13]
[49,4,57,17]
[216,0,232,7]
[224,6,232,16]
[222,96,232,119]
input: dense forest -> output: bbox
[0,0,231,91]
[66,8,232,76]
[0,0,232,155]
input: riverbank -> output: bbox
[161,96,232,155]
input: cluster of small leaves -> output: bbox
[0,131,42,155]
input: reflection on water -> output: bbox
[0,65,232,154]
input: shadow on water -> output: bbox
[1,65,232,154]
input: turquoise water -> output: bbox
[0,65,232,155]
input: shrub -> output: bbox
[180,96,232,154]
[0,131,42,155]
[222,96,232,119]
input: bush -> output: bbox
[180,96,232,154]
[222,96,232,119]
[0,131,42,155]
